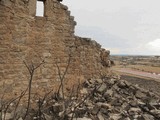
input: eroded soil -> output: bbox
[116,68,160,80]
[121,75,160,96]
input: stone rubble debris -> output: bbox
[1,78,160,120]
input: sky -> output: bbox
[37,0,160,55]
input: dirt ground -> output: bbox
[114,68,160,81]
[121,75,160,96]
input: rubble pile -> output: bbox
[2,78,160,120]
[71,78,160,120]
[75,79,160,120]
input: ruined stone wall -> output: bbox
[0,0,110,94]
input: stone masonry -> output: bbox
[0,0,110,94]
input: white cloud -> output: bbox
[107,48,121,55]
[63,0,160,55]
[147,39,160,51]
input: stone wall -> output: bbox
[0,0,110,94]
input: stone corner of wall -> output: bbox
[60,3,68,10]
[75,36,102,48]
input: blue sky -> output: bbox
[38,0,160,55]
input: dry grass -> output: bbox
[112,59,160,74]
[128,65,160,74]
[112,69,155,81]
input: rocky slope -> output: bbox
[2,78,160,120]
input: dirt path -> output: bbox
[121,75,160,96]
[113,68,160,96]
[115,68,160,81]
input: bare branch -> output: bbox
[56,53,71,100]
[23,60,44,120]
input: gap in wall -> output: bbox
[36,1,44,17]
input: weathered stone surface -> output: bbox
[0,0,110,95]
[51,103,64,113]
[109,114,122,120]
[143,114,155,120]
[135,90,147,99]
[2,113,12,120]
[97,83,107,93]
[11,106,26,119]
[73,118,92,120]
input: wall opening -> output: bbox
[36,0,44,17]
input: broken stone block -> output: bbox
[123,117,131,120]
[117,80,127,88]
[135,90,146,99]
[104,89,113,98]
[142,114,155,120]
[129,100,138,107]
[74,107,87,118]
[97,113,105,120]
[51,103,64,113]
[96,102,111,110]
[11,106,26,119]
[109,114,122,120]
[91,106,100,115]
[128,107,141,115]
[73,117,92,120]
[95,79,103,84]
[111,99,122,106]
[80,88,88,95]
[97,83,107,93]
[107,78,117,85]
[43,113,53,120]
[150,109,160,117]
[2,113,12,120]
[18,118,23,120]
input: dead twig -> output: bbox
[3,88,28,120]
[56,54,71,100]
[23,60,44,120]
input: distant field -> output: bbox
[128,65,160,74]
[111,56,160,96]
[111,55,160,74]
[111,55,160,82]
